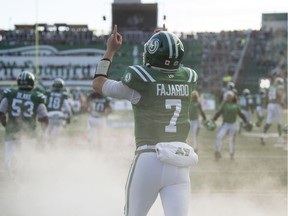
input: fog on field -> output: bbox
[0,130,286,216]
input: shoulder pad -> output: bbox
[35,92,47,104]
[182,67,198,83]
[3,88,15,97]
[124,65,156,83]
[62,91,70,98]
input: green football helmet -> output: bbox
[143,31,184,72]
[52,78,65,90]
[204,120,217,131]
[243,121,253,132]
[17,71,35,90]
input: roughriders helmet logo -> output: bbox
[124,72,132,83]
[147,38,159,54]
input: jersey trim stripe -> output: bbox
[192,69,198,82]
[187,68,198,83]
[129,65,156,82]
[129,66,148,82]
[135,65,156,82]
[4,88,12,93]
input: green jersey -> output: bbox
[1,88,47,140]
[215,101,242,123]
[45,89,69,112]
[189,99,201,120]
[121,65,198,147]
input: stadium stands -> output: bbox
[0,21,286,101]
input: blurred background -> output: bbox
[0,0,287,110]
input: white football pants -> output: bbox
[125,151,191,216]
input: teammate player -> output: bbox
[86,91,112,146]
[92,25,199,216]
[253,88,267,127]
[261,76,285,145]
[0,71,48,176]
[220,81,238,103]
[188,90,207,153]
[238,88,254,133]
[45,78,72,146]
[211,91,248,160]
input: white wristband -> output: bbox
[94,59,111,77]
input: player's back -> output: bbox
[121,65,198,147]
[46,89,69,112]
[3,88,46,137]
[239,94,253,110]
[88,92,110,117]
[189,99,201,120]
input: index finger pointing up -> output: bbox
[113,25,118,35]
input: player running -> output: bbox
[261,76,285,145]
[188,90,207,153]
[253,88,267,127]
[0,71,48,177]
[238,88,254,134]
[210,91,249,160]
[45,78,72,146]
[86,91,112,147]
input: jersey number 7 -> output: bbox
[165,99,181,133]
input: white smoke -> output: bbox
[0,132,286,216]
[0,137,131,216]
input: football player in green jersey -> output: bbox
[261,76,285,145]
[86,91,112,146]
[211,91,248,160]
[0,71,48,176]
[253,88,267,127]
[188,90,207,154]
[45,78,72,146]
[92,25,198,216]
[238,88,254,134]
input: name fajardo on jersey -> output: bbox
[156,84,189,96]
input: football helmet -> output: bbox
[17,71,35,90]
[204,120,217,131]
[226,82,235,90]
[52,78,65,90]
[243,121,253,132]
[242,88,250,96]
[275,77,284,85]
[143,31,184,72]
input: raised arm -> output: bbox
[93,25,123,94]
